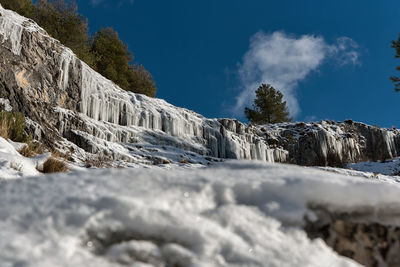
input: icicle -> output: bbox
[383,130,396,158]
[0,13,24,55]
[0,5,38,55]
[59,48,75,90]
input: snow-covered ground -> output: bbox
[0,137,49,179]
[4,137,400,266]
[1,161,372,267]
[347,157,400,176]
[319,165,400,184]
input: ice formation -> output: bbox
[76,59,287,162]
[59,48,76,90]
[0,5,38,55]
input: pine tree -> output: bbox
[245,84,292,124]
[0,0,35,19]
[91,28,157,97]
[90,27,131,89]
[391,34,400,91]
[127,64,157,97]
[35,0,94,66]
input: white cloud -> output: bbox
[234,31,360,117]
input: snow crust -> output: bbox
[0,161,371,266]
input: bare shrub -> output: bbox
[0,119,9,139]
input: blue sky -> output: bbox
[75,0,400,127]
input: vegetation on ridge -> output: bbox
[0,0,35,19]
[391,34,400,92]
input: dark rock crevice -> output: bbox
[306,206,400,267]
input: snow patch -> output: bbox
[0,137,43,178]
[0,98,12,111]
[347,157,400,176]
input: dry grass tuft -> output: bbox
[18,141,43,157]
[0,119,9,139]
[41,157,69,173]
[0,111,28,142]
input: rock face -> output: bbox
[1,5,400,167]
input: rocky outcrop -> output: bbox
[257,120,400,166]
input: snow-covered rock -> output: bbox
[257,120,400,166]
[0,161,378,266]
[2,134,400,266]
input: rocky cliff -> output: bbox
[0,4,399,167]
[257,120,400,166]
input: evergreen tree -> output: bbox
[391,34,400,91]
[0,0,35,19]
[91,28,157,97]
[127,64,157,97]
[245,84,292,124]
[35,0,94,66]
[90,27,131,89]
